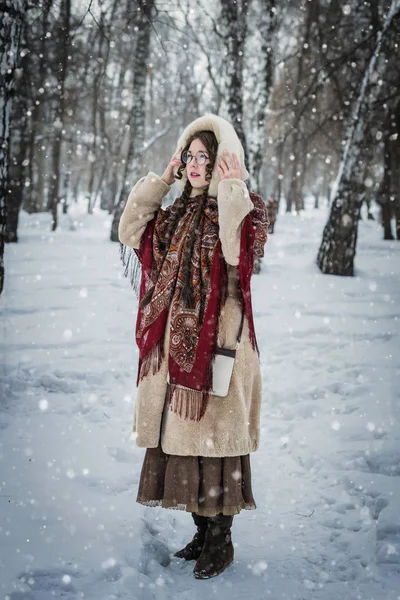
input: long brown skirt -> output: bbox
[136,445,256,517]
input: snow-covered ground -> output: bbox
[1,198,399,600]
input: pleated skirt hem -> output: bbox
[136,496,256,517]
[136,445,256,517]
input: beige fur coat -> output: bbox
[118,114,266,457]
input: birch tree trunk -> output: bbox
[110,0,155,242]
[220,0,250,163]
[248,0,277,193]
[0,0,27,293]
[316,1,400,276]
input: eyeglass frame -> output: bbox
[181,150,210,166]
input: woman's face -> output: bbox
[185,138,210,189]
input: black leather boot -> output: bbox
[174,513,208,561]
[193,514,234,579]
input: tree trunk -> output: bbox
[103,62,128,213]
[6,35,32,237]
[103,170,119,213]
[61,144,72,214]
[377,119,394,239]
[287,0,317,214]
[248,0,277,192]
[23,0,52,214]
[5,43,30,242]
[0,0,27,293]
[381,203,394,240]
[273,138,285,205]
[49,0,70,231]
[389,97,400,240]
[93,157,107,212]
[110,0,155,242]
[6,125,27,242]
[298,138,308,210]
[317,1,400,275]
[87,5,109,213]
[220,0,249,163]
[73,172,81,204]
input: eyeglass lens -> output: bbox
[182,151,208,166]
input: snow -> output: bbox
[1,199,399,599]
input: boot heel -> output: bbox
[193,514,234,579]
[174,513,207,561]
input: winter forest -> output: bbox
[1,0,400,598]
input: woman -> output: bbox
[118,114,268,579]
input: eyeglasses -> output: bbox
[181,150,209,166]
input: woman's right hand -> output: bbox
[161,147,182,186]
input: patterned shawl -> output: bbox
[133,192,268,421]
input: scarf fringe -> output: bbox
[119,242,141,298]
[167,384,210,422]
[137,335,165,384]
[167,344,215,422]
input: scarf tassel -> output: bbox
[119,242,142,299]
[137,335,165,385]
[167,350,214,421]
[167,385,205,422]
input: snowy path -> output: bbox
[1,204,399,600]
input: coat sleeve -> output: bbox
[118,171,171,249]
[217,179,254,266]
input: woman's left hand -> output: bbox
[217,150,242,181]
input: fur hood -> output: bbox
[173,114,249,197]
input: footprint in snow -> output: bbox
[138,516,172,576]
[108,446,134,463]
[10,567,79,597]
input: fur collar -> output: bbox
[173,114,249,197]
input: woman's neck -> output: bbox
[190,186,208,198]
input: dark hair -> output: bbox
[140,130,219,309]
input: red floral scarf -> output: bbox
[134,192,268,420]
